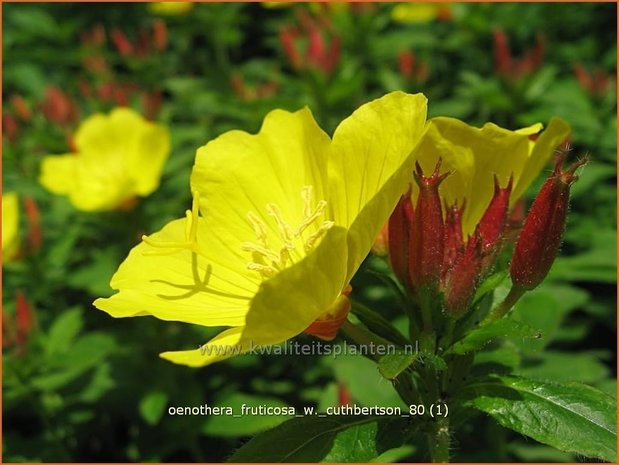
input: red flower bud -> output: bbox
[388,189,414,288]
[111,29,134,57]
[478,175,512,273]
[10,95,31,122]
[493,28,512,76]
[398,50,415,79]
[279,26,301,70]
[444,230,482,317]
[15,291,34,346]
[409,160,449,293]
[511,155,588,290]
[3,113,19,143]
[24,196,42,253]
[442,200,465,275]
[153,19,168,51]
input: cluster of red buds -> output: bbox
[388,160,512,317]
[279,10,340,75]
[573,63,612,98]
[398,50,429,84]
[2,87,80,147]
[78,23,165,119]
[493,28,545,80]
[110,19,168,59]
[2,291,36,354]
[41,87,80,128]
[3,95,32,143]
[386,153,585,320]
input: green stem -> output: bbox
[428,415,450,463]
[481,285,526,324]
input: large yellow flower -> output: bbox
[411,117,571,235]
[39,108,170,212]
[94,92,428,367]
[2,192,20,263]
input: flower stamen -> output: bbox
[143,191,204,256]
[244,185,334,278]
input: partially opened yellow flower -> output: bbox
[94,92,427,367]
[411,117,571,235]
[2,192,20,263]
[39,108,170,212]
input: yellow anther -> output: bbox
[301,185,314,218]
[266,203,294,242]
[244,186,332,279]
[304,220,334,252]
[247,262,278,277]
[240,242,280,263]
[247,212,269,247]
[296,199,327,236]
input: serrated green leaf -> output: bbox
[463,376,616,462]
[447,319,540,355]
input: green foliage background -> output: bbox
[3,2,616,462]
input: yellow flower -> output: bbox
[391,3,452,24]
[148,2,193,16]
[39,108,170,212]
[411,117,571,235]
[2,192,20,263]
[94,92,428,367]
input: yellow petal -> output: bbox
[41,108,170,212]
[40,154,131,211]
[413,117,570,236]
[328,91,427,278]
[191,107,332,265]
[160,327,244,368]
[329,92,427,227]
[149,2,193,15]
[2,192,20,262]
[94,217,259,327]
[391,3,442,23]
[240,226,349,348]
[513,117,571,201]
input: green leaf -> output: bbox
[139,391,168,426]
[202,393,291,437]
[472,270,509,306]
[517,351,610,384]
[45,308,83,357]
[447,319,540,355]
[378,352,418,381]
[33,333,117,391]
[512,284,589,352]
[462,376,617,462]
[327,354,406,408]
[228,416,409,463]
